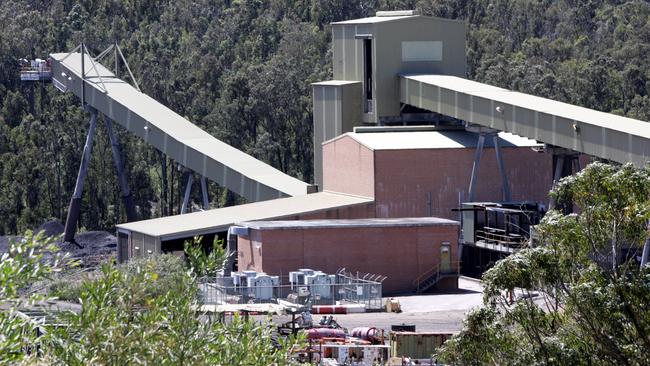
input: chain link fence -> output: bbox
[199,269,384,310]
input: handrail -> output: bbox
[476,229,527,247]
[413,261,461,292]
[413,264,439,290]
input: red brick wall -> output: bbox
[372,147,552,220]
[237,224,459,294]
[322,135,375,198]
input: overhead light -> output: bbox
[61,72,67,77]
[495,106,504,114]
[572,122,580,132]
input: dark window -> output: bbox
[363,39,373,101]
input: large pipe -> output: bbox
[63,109,98,243]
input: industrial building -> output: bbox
[24,10,650,295]
[322,128,552,219]
[115,191,375,260]
[235,218,460,294]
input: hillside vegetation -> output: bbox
[1,0,649,235]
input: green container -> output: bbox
[389,331,452,359]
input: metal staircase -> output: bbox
[413,263,459,294]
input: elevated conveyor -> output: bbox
[401,74,650,167]
[50,52,314,202]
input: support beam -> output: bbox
[160,152,168,216]
[105,116,137,222]
[493,134,512,202]
[63,108,98,243]
[200,176,209,210]
[468,133,486,202]
[181,172,193,214]
[641,231,650,268]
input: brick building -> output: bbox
[236,218,460,294]
[323,129,554,220]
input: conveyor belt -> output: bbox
[50,52,314,202]
[401,74,650,166]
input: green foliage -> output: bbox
[49,253,187,303]
[1,236,301,364]
[43,254,300,365]
[438,163,650,365]
[0,231,66,364]
[184,236,227,278]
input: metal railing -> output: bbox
[20,66,52,80]
[475,228,528,252]
[413,261,460,293]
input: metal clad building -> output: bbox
[313,12,467,188]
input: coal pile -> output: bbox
[35,220,65,238]
[0,220,117,267]
[59,230,117,265]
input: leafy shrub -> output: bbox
[0,231,67,364]
[42,257,301,365]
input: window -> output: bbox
[401,41,443,62]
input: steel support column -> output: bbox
[63,108,98,243]
[181,172,193,214]
[105,116,137,222]
[641,234,650,267]
[200,176,209,210]
[160,152,168,216]
[468,133,486,202]
[493,134,512,202]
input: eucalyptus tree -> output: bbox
[438,163,650,365]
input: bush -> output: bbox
[117,253,187,300]
[42,256,301,365]
[46,254,186,303]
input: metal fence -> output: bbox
[199,269,384,310]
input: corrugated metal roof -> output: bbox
[404,74,650,139]
[339,130,540,151]
[238,217,459,230]
[115,192,373,240]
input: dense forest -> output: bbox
[1,0,649,235]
